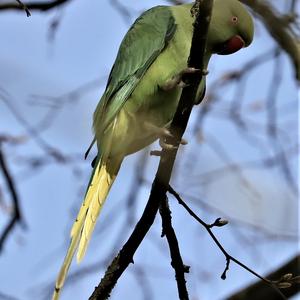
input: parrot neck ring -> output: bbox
[216,35,245,55]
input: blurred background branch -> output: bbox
[240,0,300,81]
[0,139,24,252]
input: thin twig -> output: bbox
[0,0,71,12]
[15,0,31,16]
[110,0,132,24]
[0,90,66,163]
[159,197,189,300]
[167,185,287,300]
[0,144,24,252]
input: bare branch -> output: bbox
[167,185,287,300]
[0,143,25,252]
[159,197,189,300]
[0,0,72,13]
[15,0,31,16]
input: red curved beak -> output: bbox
[217,35,245,55]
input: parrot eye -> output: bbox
[231,16,239,24]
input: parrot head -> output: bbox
[207,0,254,55]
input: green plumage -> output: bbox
[94,7,176,142]
[53,1,254,299]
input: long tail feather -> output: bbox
[52,157,121,300]
[77,162,117,261]
[52,230,81,300]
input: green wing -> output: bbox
[93,6,177,136]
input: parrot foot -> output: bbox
[161,67,201,91]
[150,134,188,157]
[144,122,188,147]
[150,150,162,157]
[159,139,178,150]
[159,136,188,149]
[158,127,188,148]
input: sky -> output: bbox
[0,0,299,300]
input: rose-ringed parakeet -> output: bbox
[53,0,253,299]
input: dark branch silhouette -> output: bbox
[0,142,24,252]
[15,0,31,16]
[159,197,189,300]
[0,0,72,13]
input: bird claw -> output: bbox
[178,81,189,88]
[159,139,178,150]
[150,150,163,157]
[161,67,202,91]
[161,127,173,138]
[144,122,188,153]
[160,128,188,146]
[150,149,168,162]
[159,137,188,150]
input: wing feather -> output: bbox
[93,6,177,137]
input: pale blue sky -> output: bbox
[0,1,298,300]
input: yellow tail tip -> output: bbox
[52,287,60,300]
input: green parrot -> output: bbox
[53,0,253,299]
